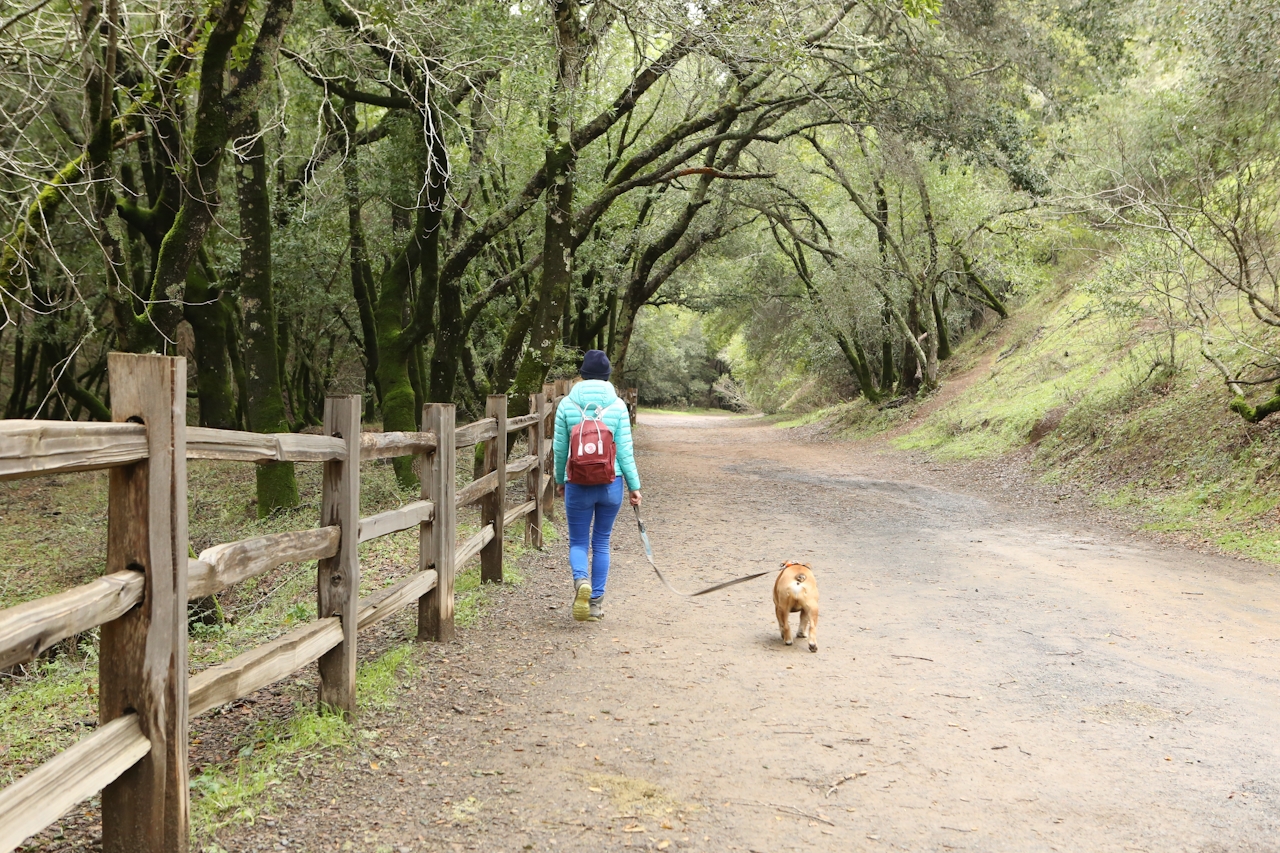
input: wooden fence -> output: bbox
[0,354,578,853]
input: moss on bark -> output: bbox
[255,461,300,518]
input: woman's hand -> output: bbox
[556,483,565,497]
[629,490,642,507]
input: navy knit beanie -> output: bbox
[580,349,611,380]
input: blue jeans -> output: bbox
[564,478,624,599]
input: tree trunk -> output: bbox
[914,161,942,383]
[932,288,952,362]
[374,120,446,485]
[82,0,141,353]
[341,102,381,419]
[427,246,463,404]
[957,250,1008,318]
[509,0,582,402]
[493,294,537,394]
[375,213,437,486]
[6,329,36,418]
[880,301,896,393]
[236,109,299,515]
[901,294,921,395]
[147,0,292,350]
[184,266,237,429]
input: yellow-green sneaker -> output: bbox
[572,579,592,621]
[586,597,604,622]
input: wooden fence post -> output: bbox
[526,393,545,548]
[480,395,507,584]
[420,403,456,641]
[544,382,564,520]
[317,396,360,717]
[624,387,638,424]
[542,381,558,514]
[100,353,189,853]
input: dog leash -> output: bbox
[632,504,772,597]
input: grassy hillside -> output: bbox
[806,269,1280,566]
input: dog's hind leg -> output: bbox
[776,605,793,645]
[804,606,818,652]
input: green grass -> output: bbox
[190,704,353,835]
[0,654,98,787]
[774,406,841,429]
[0,473,110,606]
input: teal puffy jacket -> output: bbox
[553,380,641,491]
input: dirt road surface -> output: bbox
[222,412,1280,853]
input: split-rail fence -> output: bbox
[0,353,600,852]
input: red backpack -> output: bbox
[566,401,617,485]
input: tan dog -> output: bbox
[773,561,819,652]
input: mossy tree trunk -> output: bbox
[236,109,298,515]
[1229,389,1280,423]
[184,264,237,429]
[916,162,948,369]
[932,288,952,362]
[508,0,583,406]
[901,294,922,395]
[374,107,448,487]
[340,102,382,421]
[880,301,896,393]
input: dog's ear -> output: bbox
[780,560,791,570]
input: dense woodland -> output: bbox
[1,0,1277,510]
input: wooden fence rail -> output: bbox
[0,360,635,852]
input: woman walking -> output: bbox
[553,350,642,622]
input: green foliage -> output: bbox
[625,306,723,408]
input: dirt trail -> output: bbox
[222,413,1280,853]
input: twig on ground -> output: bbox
[731,800,836,826]
[775,804,835,825]
[825,771,867,797]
